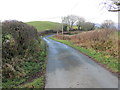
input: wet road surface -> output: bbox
[43,36,118,88]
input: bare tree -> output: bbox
[62,15,78,31]
[53,24,62,35]
[102,0,120,12]
[101,20,115,29]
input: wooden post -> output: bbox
[57,30,58,35]
[62,23,63,35]
[61,17,64,39]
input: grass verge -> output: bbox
[19,76,44,88]
[50,37,118,74]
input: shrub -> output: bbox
[2,20,40,79]
[55,29,118,58]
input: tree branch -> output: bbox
[108,9,120,12]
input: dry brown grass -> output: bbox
[55,29,119,58]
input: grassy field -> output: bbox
[27,21,60,31]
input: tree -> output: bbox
[53,24,62,35]
[68,15,78,31]
[103,0,120,12]
[76,17,85,30]
[86,22,95,30]
[80,22,95,31]
[2,20,38,55]
[63,25,67,31]
[76,21,95,31]
[62,15,78,31]
[101,20,115,29]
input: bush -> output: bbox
[2,20,40,79]
[77,22,95,31]
[55,29,118,58]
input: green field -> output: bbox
[27,21,60,31]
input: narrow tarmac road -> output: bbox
[43,36,118,88]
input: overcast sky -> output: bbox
[0,0,118,24]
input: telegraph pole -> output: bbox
[57,25,59,35]
[62,22,63,36]
[57,30,58,35]
[61,17,64,36]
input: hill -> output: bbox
[26,21,61,32]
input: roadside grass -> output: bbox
[50,37,118,73]
[19,76,44,88]
[2,39,47,88]
[27,21,60,31]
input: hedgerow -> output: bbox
[2,20,46,88]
